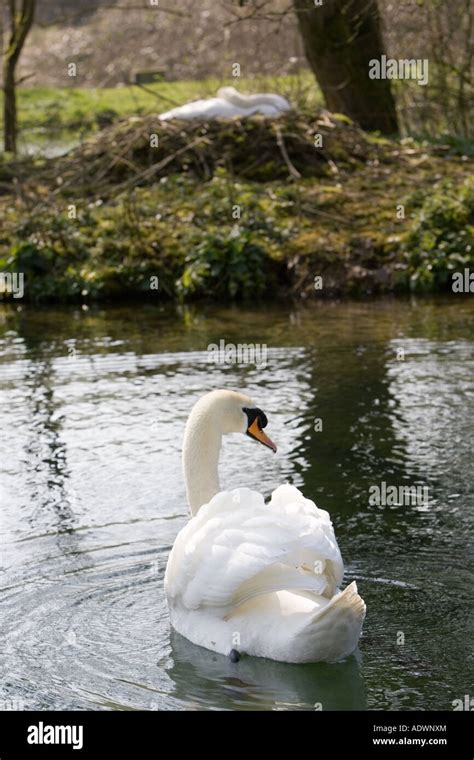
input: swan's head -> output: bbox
[190,389,277,453]
[242,403,277,453]
[183,389,277,512]
[217,86,242,104]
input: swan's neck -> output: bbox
[224,91,254,107]
[219,88,275,108]
[183,413,221,515]
[233,93,267,107]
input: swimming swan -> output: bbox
[164,390,365,663]
[159,86,291,121]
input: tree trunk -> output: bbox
[2,0,36,154]
[293,0,398,134]
[3,58,17,152]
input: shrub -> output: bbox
[404,178,474,291]
[177,227,268,300]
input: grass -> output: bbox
[1,73,322,138]
[1,72,472,159]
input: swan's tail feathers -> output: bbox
[316,581,366,623]
[300,581,366,663]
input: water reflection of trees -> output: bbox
[6,310,79,551]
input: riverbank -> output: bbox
[1,110,473,303]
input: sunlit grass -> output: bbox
[1,72,321,136]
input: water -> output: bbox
[0,298,473,711]
[14,129,80,158]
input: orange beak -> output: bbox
[247,417,277,453]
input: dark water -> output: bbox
[0,298,473,711]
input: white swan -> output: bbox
[159,86,291,121]
[165,390,366,663]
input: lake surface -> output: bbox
[0,298,473,711]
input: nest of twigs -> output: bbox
[2,110,422,203]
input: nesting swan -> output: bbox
[164,390,366,663]
[159,86,291,121]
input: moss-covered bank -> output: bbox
[0,111,473,302]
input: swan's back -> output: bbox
[165,484,365,662]
[159,97,242,121]
[166,390,365,662]
[165,484,343,611]
[159,88,291,121]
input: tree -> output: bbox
[2,0,36,153]
[293,0,398,133]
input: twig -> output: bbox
[133,81,181,108]
[274,124,301,179]
[111,135,210,193]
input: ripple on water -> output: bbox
[0,302,473,710]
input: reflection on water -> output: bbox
[168,632,366,710]
[0,298,473,710]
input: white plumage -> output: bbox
[166,484,365,662]
[164,390,365,663]
[159,86,291,121]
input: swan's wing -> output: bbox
[159,98,239,121]
[216,87,291,114]
[165,484,344,611]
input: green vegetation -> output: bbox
[13,81,215,131]
[404,178,474,291]
[0,74,322,144]
[1,109,473,302]
[0,173,290,301]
